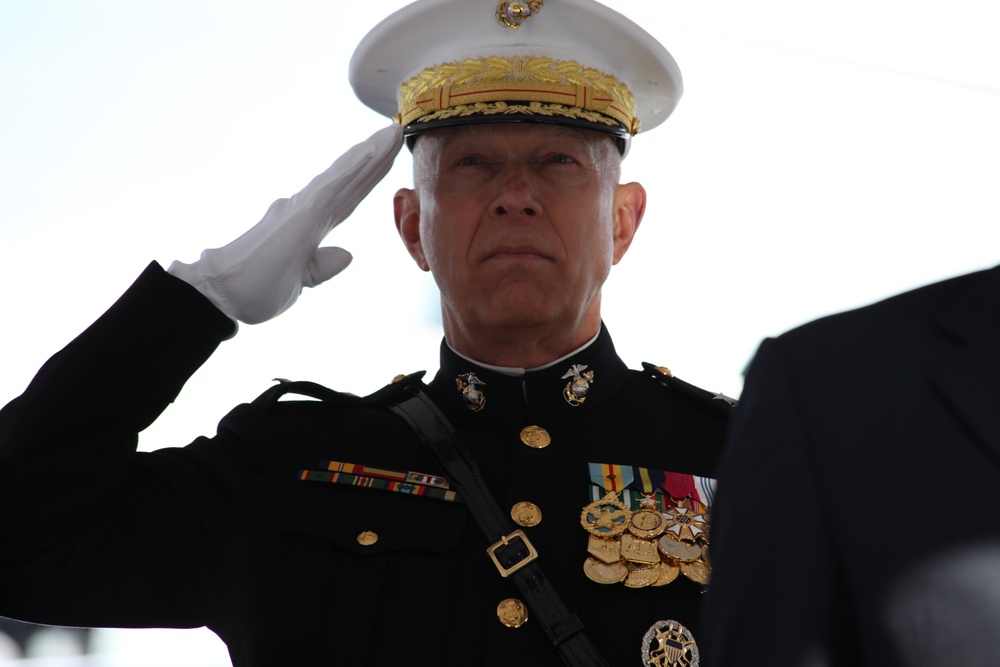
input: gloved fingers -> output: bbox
[213,124,403,264]
[292,124,404,237]
[303,246,354,288]
[167,125,402,325]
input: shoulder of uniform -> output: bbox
[250,371,427,410]
[641,362,738,413]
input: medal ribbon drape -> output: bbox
[583,462,716,592]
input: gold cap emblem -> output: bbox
[496,0,543,29]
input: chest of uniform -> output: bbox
[242,400,713,664]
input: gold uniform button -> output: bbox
[497,598,529,628]
[357,531,378,546]
[519,425,551,449]
[510,501,542,527]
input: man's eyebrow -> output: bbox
[434,126,484,149]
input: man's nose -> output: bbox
[491,163,541,218]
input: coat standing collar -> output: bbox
[426,324,629,430]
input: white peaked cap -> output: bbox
[349,0,682,146]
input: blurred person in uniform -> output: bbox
[702,264,1000,666]
[0,0,735,665]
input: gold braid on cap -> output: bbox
[397,55,639,135]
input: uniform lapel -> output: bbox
[933,265,1000,463]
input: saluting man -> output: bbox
[0,0,734,665]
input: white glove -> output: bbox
[169,124,404,324]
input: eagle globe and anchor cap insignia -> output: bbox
[496,0,543,29]
[641,619,699,667]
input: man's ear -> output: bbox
[611,181,646,264]
[394,187,430,271]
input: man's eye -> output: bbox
[549,154,575,164]
[457,155,482,166]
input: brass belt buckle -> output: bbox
[487,529,538,577]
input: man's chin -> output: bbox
[447,284,587,333]
[474,302,572,334]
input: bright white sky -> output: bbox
[1,0,998,663]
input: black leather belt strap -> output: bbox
[390,389,611,667]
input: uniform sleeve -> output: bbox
[0,262,253,628]
[701,338,852,666]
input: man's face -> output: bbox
[395,123,644,346]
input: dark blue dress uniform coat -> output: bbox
[703,264,1000,667]
[0,263,729,666]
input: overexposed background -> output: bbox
[1,0,998,663]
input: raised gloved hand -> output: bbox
[168,123,404,324]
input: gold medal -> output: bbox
[629,508,667,538]
[586,535,622,564]
[624,562,660,589]
[658,535,702,563]
[620,533,661,565]
[580,492,631,538]
[653,560,681,586]
[583,557,628,585]
[680,560,711,585]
